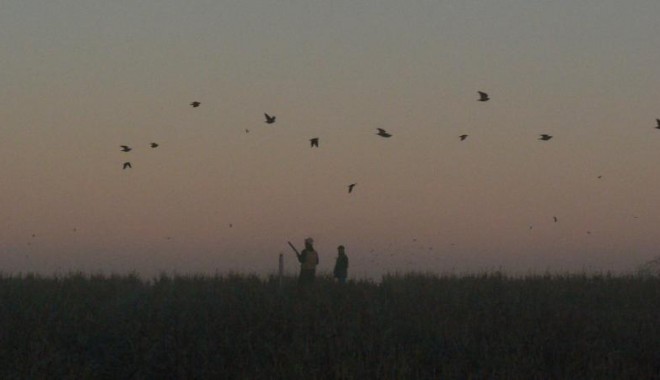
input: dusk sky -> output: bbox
[2,1,660,278]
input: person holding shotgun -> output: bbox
[288,238,319,285]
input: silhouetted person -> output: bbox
[296,238,319,285]
[333,245,349,284]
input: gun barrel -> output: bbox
[287,241,300,256]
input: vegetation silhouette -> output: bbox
[1,272,658,378]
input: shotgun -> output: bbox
[287,241,301,260]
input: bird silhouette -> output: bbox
[348,183,356,193]
[123,162,132,170]
[376,128,392,138]
[310,138,319,148]
[150,142,159,148]
[656,119,660,129]
[477,91,490,102]
[264,113,276,124]
[539,134,553,141]
[459,134,468,141]
[190,101,201,108]
[120,145,132,152]
[553,216,558,223]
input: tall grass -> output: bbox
[1,272,658,379]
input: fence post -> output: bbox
[278,253,284,291]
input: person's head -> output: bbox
[337,245,345,254]
[304,237,314,249]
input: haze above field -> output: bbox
[1,1,659,278]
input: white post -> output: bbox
[278,253,284,290]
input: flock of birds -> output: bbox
[116,90,598,195]
[117,92,660,198]
[119,143,158,170]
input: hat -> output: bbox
[305,237,314,244]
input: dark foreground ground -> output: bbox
[1,272,659,379]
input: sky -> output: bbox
[2,1,660,278]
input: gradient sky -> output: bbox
[2,1,660,278]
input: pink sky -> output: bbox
[1,1,660,278]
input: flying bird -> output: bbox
[376,128,392,138]
[190,101,201,108]
[310,138,319,148]
[459,134,468,141]
[123,162,132,170]
[348,183,357,193]
[264,113,276,124]
[477,91,490,102]
[120,145,132,152]
[655,119,660,129]
[553,216,558,223]
[539,134,553,141]
[150,142,159,148]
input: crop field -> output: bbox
[1,272,659,379]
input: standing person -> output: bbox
[333,245,349,283]
[290,237,319,285]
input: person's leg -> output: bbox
[308,269,316,283]
[300,269,313,285]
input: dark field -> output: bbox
[1,272,659,379]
